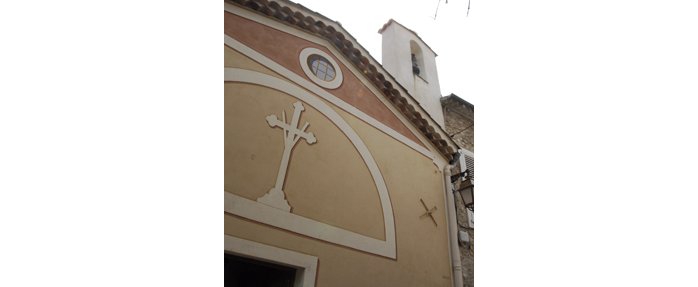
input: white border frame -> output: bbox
[225,235,318,287]
[225,68,397,259]
[299,47,343,89]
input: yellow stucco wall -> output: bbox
[225,81,385,240]
[225,45,453,286]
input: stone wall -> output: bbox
[454,180,474,287]
[442,94,474,287]
[441,94,474,152]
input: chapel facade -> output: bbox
[224,1,471,286]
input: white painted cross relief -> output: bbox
[225,67,396,258]
[257,101,317,212]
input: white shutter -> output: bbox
[458,149,467,181]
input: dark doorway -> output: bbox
[225,253,297,287]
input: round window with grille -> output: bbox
[299,47,343,89]
[307,55,336,82]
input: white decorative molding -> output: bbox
[299,47,343,89]
[226,192,393,257]
[225,4,461,163]
[225,235,318,287]
[224,34,435,162]
[225,68,396,259]
[257,101,317,212]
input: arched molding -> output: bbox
[224,68,397,259]
[224,33,439,165]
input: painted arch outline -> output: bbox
[224,68,397,259]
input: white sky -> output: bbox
[294,0,476,104]
[293,1,698,285]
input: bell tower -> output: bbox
[379,19,445,127]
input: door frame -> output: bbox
[224,235,318,287]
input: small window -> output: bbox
[411,53,420,75]
[410,40,426,81]
[307,55,336,81]
[299,47,343,89]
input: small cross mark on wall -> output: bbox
[419,198,438,227]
